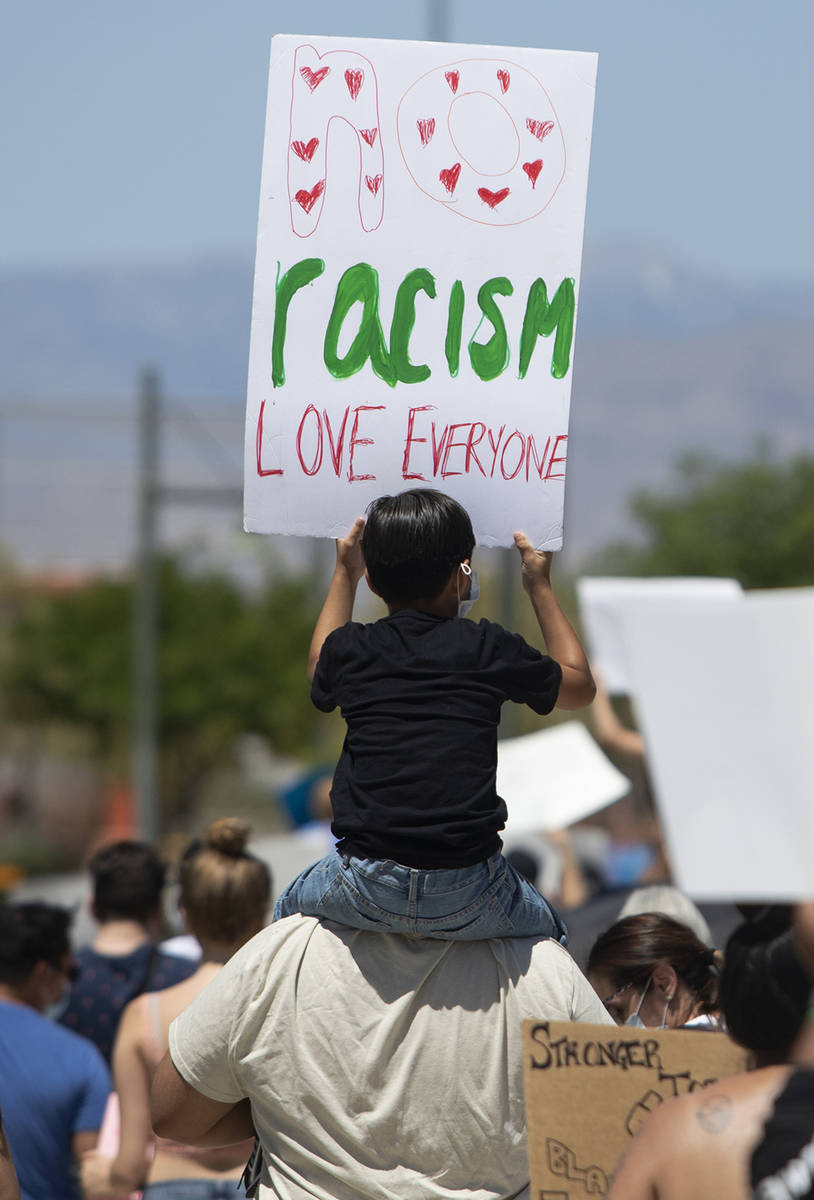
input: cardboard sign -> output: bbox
[244,34,598,548]
[576,577,743,696]
[523,1020,751,1197]
[498,722,631,833]
[617,587,814,900]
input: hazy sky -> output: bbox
[3,0,811,281]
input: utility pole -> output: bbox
[131,370,244,840]
[133,367,160,841]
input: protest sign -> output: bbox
[618,588,814,899]
[244,34,597,548]
[498,722,630,834]
[576,577,743,696]
[523,1020,751,1198]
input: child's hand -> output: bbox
[336,517,366,585]
[514,531,553,592]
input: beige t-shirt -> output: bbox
[170,915,611,1200]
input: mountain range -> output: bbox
[1,244,812,569]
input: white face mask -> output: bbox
[457,563,480,619]
[624,975,672,1030]
[44,978,72,1023]
[624,975,653,1028]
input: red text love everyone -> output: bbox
[256,400,567,484]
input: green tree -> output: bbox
[2,559,321,821]
[594,450,814,588]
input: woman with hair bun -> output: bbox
[587,912,721,1030]
[82,819,271,1200]
[606,905,812,1199]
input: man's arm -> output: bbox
[513,532,595,709]
[151,1051,254,1146]
[1,1111,21,1200]
[307,516,366,682]
[590,675,646,758]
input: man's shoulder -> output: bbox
[1,999,106,1068]
[241,918,581,992]
[494,933,583,979]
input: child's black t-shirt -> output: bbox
[311,608,562,868]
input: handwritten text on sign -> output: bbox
[522,1021,751,1197]
[244,37,597,546]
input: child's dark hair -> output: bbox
[362,489,475,604]
[719,906,810,1064]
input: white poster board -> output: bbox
[498,721,630,833]
[576,577,744,695]
[618,588,814,900]
[244,34,598,548]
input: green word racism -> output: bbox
[271,259,575,389]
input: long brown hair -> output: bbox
[587,913,719,1015]
[179,818,271,945]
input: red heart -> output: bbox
[291,137,319,163]
[439,163,461,195]
[417,117,436,147]
[526,118,555,141]
[522,159,543,187]
[360,128,378,147]
[294,180,325,214]
[497,69,510,93]
[365,174,382,196]
[299,66,330,91]
[477,186,510,209]
[345,68,364,100]
[445,70,460,94]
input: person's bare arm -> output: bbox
[590,676,646,758]
[112,999,154,1190]
[513,532,595,709]
[307,517,366,682]
[80,998,153,1195]
[545,829,589,909]
[1,1112,20,1200]
[607,1097,690,1200]
[151,1051,254,1146]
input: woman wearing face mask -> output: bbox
[586,912,721,1030]
[605,905,812,1200]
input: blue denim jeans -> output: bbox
[142,1181,240,1200]
[274,850,568,942]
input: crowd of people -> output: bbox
[3,839,811,1200]
[0,488,811,1200]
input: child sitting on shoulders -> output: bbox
[274,488,595,941]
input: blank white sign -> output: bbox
[497,721,631,834]
[577,576,743,696]
[619,588,814,900]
